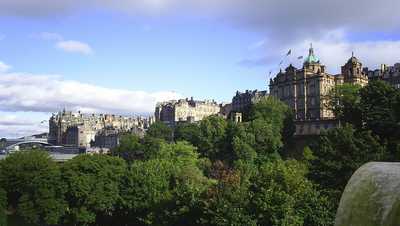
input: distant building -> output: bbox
[94,128,120,149]
[231,90,268,113]
[155,97,221,125]
[48,110,153,147]
[269,45,368,135]
[365,63,400,89]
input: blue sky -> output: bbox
[0,10,267,101]
[1,0,400,138]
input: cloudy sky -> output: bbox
[1,0,400,138]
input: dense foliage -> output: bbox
[1,83,398,226]
[310,80,400,206]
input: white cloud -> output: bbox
[56,40,93,55]
[0,61,11,72]
[31,32,94,55]
[239,30,400,75]
[0,112,49,138]
[31,32,63,41]
[0,62,182,115]
[248,39,266,50]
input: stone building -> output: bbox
[48,109,153,147]
[365,63,400,89]
[341,53,369,87]
[231,90,268,113]
[155,97,221,125]
[93,128,120,149]
[269,45,369,135]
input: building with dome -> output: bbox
[269,45,368,135]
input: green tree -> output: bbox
[119,142,211,226]
[119,159,174,225]
[309,124,386,200]
[0,150,66,226]
[146,122,174,142]
[0,188,6,226]
[112,133,143,162]
[174,122,201,147]
[247,119,282,157]
[250,159,333,226]
[326,83,362,128]
[199,161,256,226]
[61,154,127,226]
[359,80,400,142]
[249,96,291,133]
[198,115,228,160]
[249,96,295,147]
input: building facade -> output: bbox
[231,90,268,113]
[269,45,369,135]
[365,63,400,89]
[48,110,153,147]
[155,97,222,125]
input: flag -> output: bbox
[286,49,292,56]
[279,60,283,65]
[269,71,272,76]
[297,56,303,60]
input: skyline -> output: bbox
[1,0,400,138]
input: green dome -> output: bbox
[304,44,320,64]
[304,54,319,64]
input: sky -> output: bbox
[1,0,400,138]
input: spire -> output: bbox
[304,43,319,64]
[309,43,314,56]
[352,51,354,57]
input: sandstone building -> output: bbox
[365,63,400,89]
[231,89,268,113]
[269,45,369,135]
[49,110,153,147]
[155,97,222,125]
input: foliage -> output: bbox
[326,83,363,127]
[250,159,334,226]
[359,80,400,141]
[174,122,201,147]
[111,133,143,162]
[0,188,6,226]
[197,115,228,160]
[309,124,386,199]
[119,141,212,226]
[146,121,174,142]
[0,150,66,226]
[61,154,127,226]
[249,96,294,136]
[199,161,256,226]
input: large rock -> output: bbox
[335,162,400,226]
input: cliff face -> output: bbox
[335,162,400,226]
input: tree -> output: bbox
[146,122,174,142]
[119,159,174,226]
[119,142,211,226]
[249,96,295,147]
[250,159,333,226]
[61,154,127,226]
[309,124,386,199]
[0,150,67,226]
[0,188,6,226]
[249,96,291,133]
[360,80,400,141]
[112,133,143,162]
[199,161,256,226]
[326,83,362,128]
[247,119,283,157]
[198,115,228,160]
[174,122,201,147]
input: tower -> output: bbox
[341,52,369,86]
